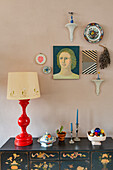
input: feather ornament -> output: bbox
[99,45,111,69]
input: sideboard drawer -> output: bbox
[92,151,113,170]
[30,160,59,170]
[60,160,90,170]
[60,151,89,160]
[30,151,59,160]
[0,152,28,170]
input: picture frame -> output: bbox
[35,53,47,65]
[82,50,97,74]
[53,46,79,80]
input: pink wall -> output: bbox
[0,0,113,146]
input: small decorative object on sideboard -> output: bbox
[56,125,66,142]
[69,123,74,144]
[37,132,56,147]
[74,109,80,142]
[87,127,106,145]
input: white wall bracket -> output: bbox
[65,23,77,42]
[92,79,104,96]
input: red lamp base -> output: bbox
[15,99,33,146]
[15,134,33,146]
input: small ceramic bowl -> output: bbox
[87,131,106,145]
[37,132,56,147]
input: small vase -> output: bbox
[57,131,66,142]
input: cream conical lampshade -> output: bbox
[7,72,40,100]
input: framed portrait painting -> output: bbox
[53,46,79,80]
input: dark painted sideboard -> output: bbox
[0,137,113,170]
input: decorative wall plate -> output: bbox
[84,23,104,43]
[35,53,46,65]
[43,66,51,74]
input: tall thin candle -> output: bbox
[76,109,78,125]
[70,123,73,132]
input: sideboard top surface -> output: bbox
[1,137,113,152]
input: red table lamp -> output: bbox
[7,72,40,146]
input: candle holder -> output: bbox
[69,131,74,144]
[74,123,80,141]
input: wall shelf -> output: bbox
[92,79,104,96]
[65,23,77,41]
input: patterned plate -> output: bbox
[43,66,51,74]
[84,23,104,43]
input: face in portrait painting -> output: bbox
[53,46,79,80]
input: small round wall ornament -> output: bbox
[43,66,51,74]
[84,23,104,43]
[35,53,47,65]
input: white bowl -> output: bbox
[87,133,106,145]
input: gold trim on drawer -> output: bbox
[30,151,59,160]
[30,161,59,170]
[60,151,89,160]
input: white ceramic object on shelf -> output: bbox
[37,132,56,147]
[92,79,104,95]
[87,133,106,145]
[65,23,77,41]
